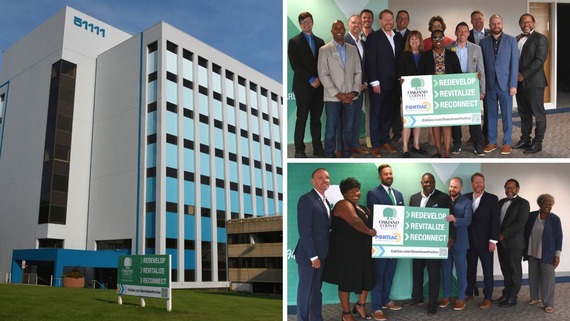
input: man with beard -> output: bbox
[480,14,519,155]
[464,173,500,309]
[367,164,405,320]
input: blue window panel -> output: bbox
[199,123,209,146]
[272,123,281,143]
[213,72,222,94]
[240,136,249,155]
[147,111,157,135]
[230,190,239,212]
[251,115,259,135]
[225,78,234,99]
[238,84,246,104]
[254,168,262,187]
[147,80,157,103]
[256,195,265,216]
[278,200,283,213]
[184,250,195,269]
[215,157,224,180]
[264,145,272,164]
[265,171,273,190]
[253,142,261,161]
[166,249,177,266]
[167,80,178,105]
[184,148,194,172]
[271,99,279,121]
[213,99,222,120]
[166,143,178,168]
[166,211,178,238]
[145,212,156,237]
[268,199,275,215]
[183,58,193,82]
[166,51,177,75]
[166,111,178,136]
[228,132,237,154]
[146,143,156,168]
[242,165,250,185]
[148,51,157,73]
[243,193,253,214]
[277,174,283,193]
[227,105,236,126]
[214,127,224,150]
[166,177,178,203]
[217,227,227,243]
[146,177,156,202]
[229,161,238,183]
[274,149,282,167]
[262,120,270,140]
[183,116,194,140]
[201,184,211,208]
[201,216,212,241]
[145,248,155,255]
[184,215,195,240]
[249,89,258,108]
[216,187,225,210]
[200,152,210,176]
[198,65,208,88]
[184,180,195,206]
[261,96,269,114]
[183,87,193,110]
[199,93,208,116]
[239,109,248,130]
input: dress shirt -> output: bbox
[349,33,364,60]
[333,40,346,67]
[455,43,469,73]
[517,29,533,54]
[473,29,485,45]
[500,196,515,224]
[472,192,482,212]
[303,32,317,84]
[420,190,435,208]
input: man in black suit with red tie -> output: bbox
[464,173,500,309]
[514,13,549,154]
[288,12,325,158]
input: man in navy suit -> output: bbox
[440,177,472,311]
[288,12,325,158]
[295,168,331,321]
[408,173,452,316]
[495,179,530,307]
[464,173,500,309]
[468,10,491,45]
[480,14,519,155]
[366,164,404,320]
[365,9,402,157]
[514,13,549,154]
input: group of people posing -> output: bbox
[289,9,549,158]
[294,166,563,321]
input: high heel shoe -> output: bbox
[351,302,372,320]
[342,310,353,321]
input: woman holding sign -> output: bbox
[323,177,377,321]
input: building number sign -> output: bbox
[74,16,106,37]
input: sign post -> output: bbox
[372,205,449,259]
[117,255,172,311]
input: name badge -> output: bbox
[332,52,340,58]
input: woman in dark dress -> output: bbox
[323,178,377,321]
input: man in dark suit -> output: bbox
[408,173,452,316]
[288,12,325,158]
[514,13,549,154]
[495,179,530,307]
[365,9,402,157]
[360,9,375,149]
[464,172,500,309]
[295,168,331,321]
[480,14,519,155]
[366,164,404,320]
[441,177,472,311]
[468,10,491,45]
[390,9,411,143]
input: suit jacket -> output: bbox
[317,41,362,102]
[394,28,410,49]
[517,31,548,88]
[344,33,366,84]
[418,49,462,75]
[446,41,486,94]
[479,33,519,91]
[465,191,500,251]
[499,195,530,249]
[366,184,405,210]
[396,51,421,78]
[365,29,402,91]
[450,194,473,250]
[468,28,491,45]
[294,189,331,263]
[288,32,325,95]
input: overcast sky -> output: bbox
[0,0,282,82]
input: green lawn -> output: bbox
[0,284,282,321]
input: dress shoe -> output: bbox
[500,144,512,155]
[391,133,402,143]
[402,151,410,158]
[335,151,342,158]
[427,306,437,316]
[382,301,402,311]
[439,298,451,308]
[294,152,307,158]
[405,300,424,306]
[492,296,508,304]
[479,299,492,309]
[372,148,382,158]
[514,139,532,149]
[351,147,370,155]
[499,299,517,307]
[372,310,386,321]
[381,143,397,153]
[313,149,325,157]
[411,146,428,154]
[451,145,461,155]
[483,144,497,153]
[474,149,485,157]
[454,300,466,311]
[524,144,542,154]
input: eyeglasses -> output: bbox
[300,18,313,25]
[432,36,444,41]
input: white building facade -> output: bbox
[0,6,283,288]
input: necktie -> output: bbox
[308,36,316,57]
[388,187,396,205]
[324,198,331,217]
[520,33,530,38]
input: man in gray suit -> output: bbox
[447,22,486,157]
[514,13,549,154]
[480,14,519,155]
[318,20,362,158]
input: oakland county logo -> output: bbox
[121,257,134,279]
[406,77,428,100]
[383,207,397,220]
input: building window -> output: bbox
[38,238,64,248]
